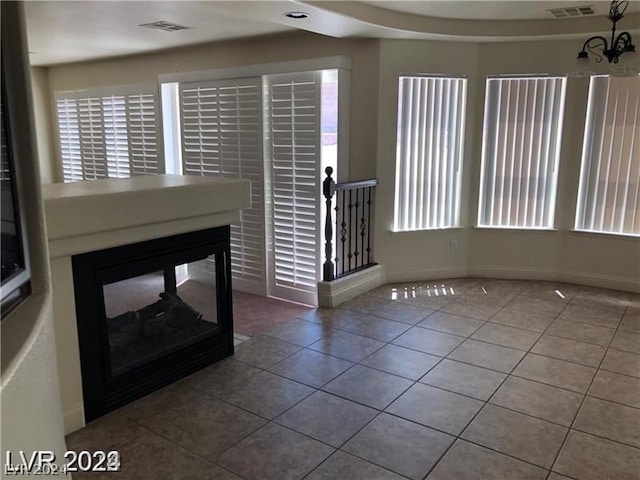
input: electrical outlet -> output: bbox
[450,239,459,252]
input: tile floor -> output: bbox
[66,278,640,480]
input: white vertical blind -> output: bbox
[477,76,567,229]
[55,85,162,183]
[180,77,266,292]
[265,71,322,305]
[394,76,467,231]
[575,75,640,236]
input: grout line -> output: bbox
[542,298,631,480]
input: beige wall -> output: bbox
[39,33,639,291]
[373,39,479,281]
[31,66,57,183]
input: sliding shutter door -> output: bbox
[180,77,266,293]
[266,71,322,306]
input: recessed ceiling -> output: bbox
[24,0,640,66]
[363,1,639,20]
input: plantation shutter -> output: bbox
[127,92,162,175]
[575,74,640,235]
[180,77,266,293]
[266,71,322,306]
[103,95,130,178]
[55,85,162,183]
[78,95,107,180]
[56,98,83,182]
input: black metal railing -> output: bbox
[322,167,378,281]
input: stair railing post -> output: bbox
[322,167,336,281]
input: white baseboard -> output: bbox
[63,407,85,435]
[318,265,387,307]
[559,270,640,293]
[469,264,640,293]
[386,267,468,284]
[468,265,561,281]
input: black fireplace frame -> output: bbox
[72,225,234,422]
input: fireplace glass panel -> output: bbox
[103,257,218,376]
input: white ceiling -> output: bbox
[24,0,640,66]
[367,1,640,20]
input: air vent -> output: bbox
[139,21,190,32]
[547,5,595,18]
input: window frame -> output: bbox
[393,74,468,232]
[54,83,164,183]
[476,74,567,230]
[574,73,640,237]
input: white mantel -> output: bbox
[42,174,251,434]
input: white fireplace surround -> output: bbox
[42,174,251,434]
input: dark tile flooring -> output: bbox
[66,278,640,479]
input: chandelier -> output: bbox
[577,0,636,63]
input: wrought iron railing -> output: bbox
[322,167,378,281]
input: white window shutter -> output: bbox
[77,96,107,180]
[266,71,322,305]
[103,95,130,178]
[55,85,162,183]
[127,92,162,175]
[56,97,83,182]
[576,75,640,235]
[478,76,566,229]
[180,77,266,293]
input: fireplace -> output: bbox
[72,226,233,422]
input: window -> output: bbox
[477,76,566,229]
[55,85,162,183]
[575,74,640,236]
[394,75,467,231]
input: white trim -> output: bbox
[468,264,640,293]
[158,56,352,84]
[318,265,386,307]
[386,267,468,284]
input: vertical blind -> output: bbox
[180,77,266,290]
[394,76,467,231]
[477,76,566,228]
[55,85,162,183]
[266,71,322,305]
[575,75,640,235]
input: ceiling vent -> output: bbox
[547,5,595,18]
[139,21,190,32]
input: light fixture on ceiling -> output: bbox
[577,0,635,63]
[284,11,310,19]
